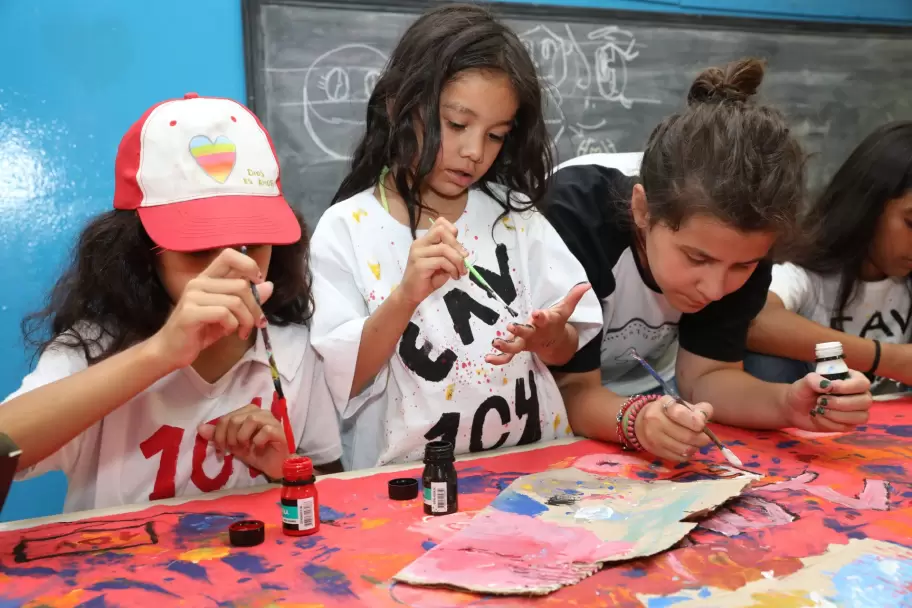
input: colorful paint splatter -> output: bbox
[2,401,912,606]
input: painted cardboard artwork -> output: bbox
[394,469,752,594]
[2,402,912,606]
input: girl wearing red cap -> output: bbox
[0,94,342,512]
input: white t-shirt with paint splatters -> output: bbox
[771,262,912,346]
[310,187,603,470]
[3,324,342,513]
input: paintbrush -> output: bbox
[240,246,296,455]
[620,347,743,467]
[378,166,517,318]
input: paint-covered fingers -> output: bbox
[486,333,524,365]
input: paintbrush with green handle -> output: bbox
[377,166,517,318]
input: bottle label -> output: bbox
[282,497,316,530]
[816,359,850,378]
[430,482,448,514]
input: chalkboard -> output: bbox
[243,0,912,231]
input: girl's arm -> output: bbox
[555,370,713,461]
[1,248,269,471]
[747,292,910,382]
[313,217,468,399]
[0,339,174,471]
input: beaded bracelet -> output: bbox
[616,394,660,451]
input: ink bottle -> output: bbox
[815,341,850,381]
[422,441,458,516]
[280,456,319,536]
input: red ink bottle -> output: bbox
[422,441,458,516]
[281,456,319,536]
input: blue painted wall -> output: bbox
[0,0,247,522]
[0,0,907,522]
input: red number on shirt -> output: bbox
[191,416,235,492]
[139,425,183,501]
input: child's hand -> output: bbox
[149,249,271,370]
[782,371,872,432]
[487,283,591,366]
[198,404,290,481]
[635,396,713,462]
[398,218,468,307]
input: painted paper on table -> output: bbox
[393,467,751,595]
[640,538,912,607]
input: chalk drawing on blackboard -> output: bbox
[302,43,388,160]
[589,26,645,109]
[294,26,657,166]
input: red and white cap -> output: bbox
[113,93,300,252]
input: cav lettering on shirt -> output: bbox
[544,154,772,395]
[310,187,603,469]
[3,324,342,513]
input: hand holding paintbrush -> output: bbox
[620,347,743,467]
[239,246,296,455]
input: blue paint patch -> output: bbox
[75,596,110,608]
[320,505,353,523]
[261,582,289,591]
[85,552,135,566]
[674,462,690,469]
[490,490,548,516]
[777,440,800,448]
[457,470,525,494]
[698,587,711,598]
[166,560,209,582]
[87,579,178,597]
[302,563,356,597]
[295,535,324,550]
[861,464,906,476]
[646,596,690,607]
[636,471,659,479]
[175,512,244,542]
[886,425,912,438]
[65,579,78,586]
[164,577,174,582]
[823,518,868,539]
[622,567,648,578]
[314,545,340,562]
[830,553,912,605]
[560,488,582,495]
[743,462,761,468]
[0,564,78,578]
[238,577,251,583]
[222,552,278,574]
[698,445,713,455]
[772,457,781,464]
[422,540,437,551]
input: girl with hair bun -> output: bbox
[542,57,873,463]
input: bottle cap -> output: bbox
[388,477,419,500]
[228,519,265,547]
[424,440,456,463]
[815,341,844,359]
[283,456,313,482]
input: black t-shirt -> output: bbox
[543,157,772,394]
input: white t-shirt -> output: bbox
[310,187,603,470]
[771,262,912,346]
[4,324,342,513]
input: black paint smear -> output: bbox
[398,322,457,382]
[444,289,499,345]
[546,494,579,506]
[425,412,460,446]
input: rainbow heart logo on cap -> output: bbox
[189,135,236,183]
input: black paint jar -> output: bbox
[422,440,458,516]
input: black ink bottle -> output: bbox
[422,440,458,516]
[815,341,850,381]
